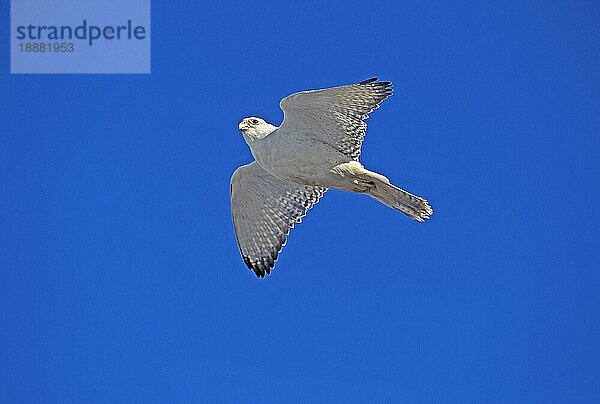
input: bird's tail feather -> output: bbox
[368,179,433,221]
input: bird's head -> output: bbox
[238,117,276,141]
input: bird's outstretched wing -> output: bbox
[278,78,393,160]
[230,162,327,277]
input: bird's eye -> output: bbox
[251,119,259,124]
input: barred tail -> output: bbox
[369,180,433,221]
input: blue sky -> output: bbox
[1,1,599,402]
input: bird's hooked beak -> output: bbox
[238,121,249,132]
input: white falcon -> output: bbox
[231,78,433,277]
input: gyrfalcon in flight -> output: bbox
[231,78,433,277]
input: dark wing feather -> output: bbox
[230,162,327,277]
[279,78,393,160]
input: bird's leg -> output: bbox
[350,178,375,193]
[330,161,378,193]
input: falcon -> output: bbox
[231,78,432,277]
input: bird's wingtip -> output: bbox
[359,77,379,85]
